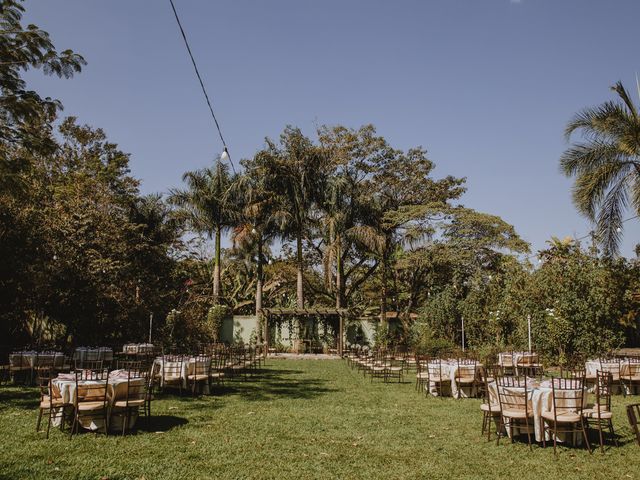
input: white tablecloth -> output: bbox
[10,352,64,369]
[123,343,154,355]
[585,360,629,378]
[51,371,145,431]
[488,380,586,443]
[425,361,482,398]
[74,347,113,363]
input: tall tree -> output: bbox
[256,127,327,309]
[169,160,237,304]
[0,0,85,160]
[234,155,287,316]
[355,147,466,328]
[561,81,640,256]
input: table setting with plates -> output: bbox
[50,369,146,432]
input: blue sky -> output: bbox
[22,0,640,258]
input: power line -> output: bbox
[168,0,236,174]
[524,213,640,263]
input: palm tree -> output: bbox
[255,127,327,309]
[561,81,640,256]
[169,160,238,304]
[233,156,288,316]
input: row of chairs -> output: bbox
[346,350,410,383]
[157,345,264,396]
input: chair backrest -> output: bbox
[626,404,640,446]
[500,352,514,367]
[560,367,586,379]
[598,357,621,376]
[517,352,538,366]
[550,377,585,416]
[117,360,143,373]
[163,355,183,379]
[628,358,640,378]
[496,375,529,415]
[37,367,55,401]
[594,370,613,411]
[73,370,109,406]
[75,359,104,371]
[457,358,477,379]
[193,355,211,376]
[123,369,147,405]
[427,358,443,379]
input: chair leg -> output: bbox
[608,419,618,447]
[46,408,53,439]
[581,419,591,454]
[36,408,43,432]
[525,418,532,451]
[552,420,557,455]
[597,419,604,453]
[541,417,546,448]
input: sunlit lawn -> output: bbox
[1,359,639,479]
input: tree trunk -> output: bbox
[296,232,304,309]
[335,235,344,309]
[213,224,221,304]
[380,258,388,334]
[255,236,263,317]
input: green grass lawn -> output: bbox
[1,359,639,480]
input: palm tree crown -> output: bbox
[561,81,640,256]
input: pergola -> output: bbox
[259,307,349,357]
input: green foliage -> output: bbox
[410,320,457,356]
[206,304,230,341]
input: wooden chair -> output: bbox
[541,377,591,455]
[188,355,211,395]
[112,369,147,435]
[36,368,66,438]
[455,358,479,399]
[209,352,226,387]
[479,367,501,441]
[385,357,404,383]
[500,352,515,376]
[583,370,617,453]
[626,403,640,447]
[598,357,623,396]
[161,354,184,395]
[9,352,30,384]
[624,357,640,395]
[70,369,110,437]
[427,359,448,397]
[496,375,534,449]
[415,355,429,393]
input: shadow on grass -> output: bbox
[136,414,189,433]
[0,387,39,410]
[212,367,339,401]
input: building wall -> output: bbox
[221,315,378,348]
